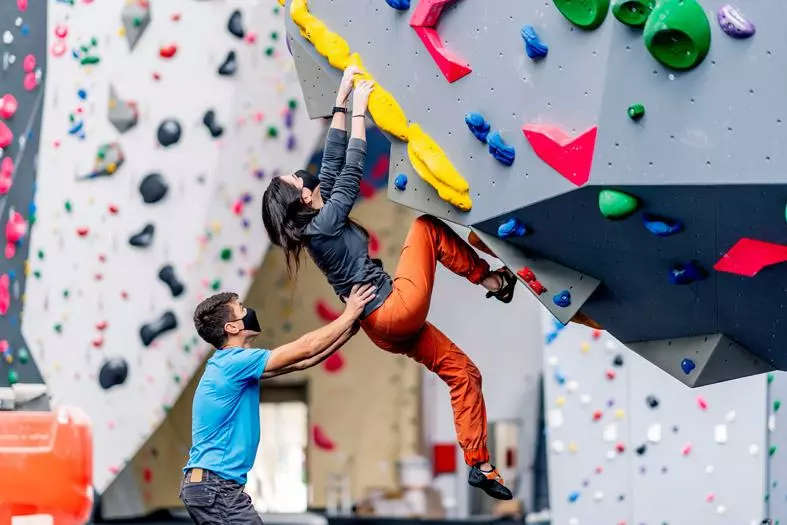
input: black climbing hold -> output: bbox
[218,50,238,76]
[159,264,185,297]
[129,223,155,248]
[99,358,129,390]
[140,311,178,347]
[157,119,182,148]
[203,110,224,138]
[228,10,245,38]
[612,354,624,367]
[646,395,659,408]
[635,444,647,456]
[139,173,169,204]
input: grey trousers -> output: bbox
[180,468,263,525]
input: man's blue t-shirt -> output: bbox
[184,347,271,485]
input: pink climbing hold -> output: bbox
[682,443,693,456]
[0,94,18,119]
[0,157,13,195]
[23,55,36,73]
[23,72,37,92]
[17,0,28,11]
[315,299,341,322]
[54,24,68,39]
[5,211,26,260]
[51,40,67,57]
[714,238,787,277]
[410,0,472,83]
[697,396,708,410]
[0,121,13,149]
[322,351,345,373]
[0,274,9,316]
[522,124,598,187]
[312,424,336,451]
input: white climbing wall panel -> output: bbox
[21,0,322,492]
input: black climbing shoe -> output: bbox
[485,267,517,304]
[468,465,513,500]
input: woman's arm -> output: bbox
[318,67,359,200]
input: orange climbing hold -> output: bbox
[522,124,598,187]
[714,238,787,277]
[0,407,93,525]
[410,0,472,83]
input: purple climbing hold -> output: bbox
[286,135,296,150]
[717,5,755,38]
[681,358,696,375]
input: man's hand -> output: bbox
[336,65,361,105]
[342,283,376,320]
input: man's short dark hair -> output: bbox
[193,292,238,348]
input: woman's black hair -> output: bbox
[262,175,369,278]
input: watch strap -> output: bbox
[332,106,347,114]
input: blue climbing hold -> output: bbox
[643,213,684,237]
[681,358,696,375]
[394,173,408,191]
[553,290,571,308]
[554,369,566,385]
[465,112,490,143]
[384,0,410,9]
[568,491,580,503]
[77,89,88,100]
[669,261,707,285]
[497,217,528,239]
[521,25,548,59]
[487,131,516,166]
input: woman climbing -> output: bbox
[262,66,518,500]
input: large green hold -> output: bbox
[643,0,711,71]
[599,189,639,219]
[553,0,611,30]
[612,0,654,28]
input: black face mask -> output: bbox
[296,169,320,192]
[231,307,261,334]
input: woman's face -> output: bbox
[279,172,304,191]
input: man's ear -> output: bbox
[225,321,240,336]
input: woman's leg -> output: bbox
[467,231,498,258]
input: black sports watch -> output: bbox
[332,106,347,114]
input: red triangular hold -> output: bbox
[522,124,598,186]
[413,27,472,83]
[409,0,453,27]
[714,238,787,277]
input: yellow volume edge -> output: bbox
[289,0,472,211]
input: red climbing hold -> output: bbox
[592,410,603,421]
[0,121,13,149]
[322,351,345,373]
[315,299,341,322]
[410,0,472,83]
[0,273,9,316]
[0,94,18,119]
[529,280,547,295]
[517,267,535,281]
[522,124,598,187]
[107,204,119,214]
[5,211,26,259]
[359,180,375,199]
[312,424,336,451]
[0,157,13,195]
[96,321,108,331]
[714,238,787,277]
[368,230,380,257]
[76,227,89,237]
[159,45,178,59]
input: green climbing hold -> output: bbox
[784,203,787,224]
[267,126,278,138]
[770,445,778,456]
[211,279,221,291]
[553,0,611,30]
[17,348,29,364]
[273,5,280,15]
[8,369,18,386]
[643,0,711,71]
[612,0,654,28]
[33,270,41,279]
[769,372,775,383]
[54,323,62,333]
[271,31,279,41]
[599,189,639,219]
[37,250,44,260]
[775,400,781,412]
[628,103,645,121]
[65,200,72,213]
[220,248,233,261]
[81,56,100,66]
[288,98,298,110]
[264,46,275,56]
[173,375,181,384]
[163,404,172,413]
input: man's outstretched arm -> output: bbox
[262,322,359,379]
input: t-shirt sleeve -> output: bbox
[230,348,271,382]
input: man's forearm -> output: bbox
[261,324,355,379]
[300,312,355,359]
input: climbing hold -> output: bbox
[0,94,18,119]
[0,157,13,195]
[108,85,139,133]
[697,396,708,410]
[497,218,528,239]
[409,0,472,83]
[312,424,336,451]
[568,491,580,503]
[770,445,778,457]
[642,213,684,236]
[322,351,345,373]
[5,211,26,259]
[99,358,129,390]
[8,369,18,386]
[521,25,548,59]
[0,274,9,315]
[139,173,169,204]
[157,119,182,147]
[529,280,547,295]
[77,143,125,180]
[128,224,156,248]
[553,290,571,308]
[681,358,696,375]
[635,444,647,456]
[598,189,638,219]
[717,5,755,39]
[523,125,598,187]
[552,0,611,30]
[612,0,654,28]
[643,0,711,71]
[202,110,224,138]
[159,45,178,59]
[487,132,516,166]
[0,122,13,149]
[315,299,341,322]
[218,50,238,76]
[464,112,490,143]
[646,395,659,408]
[220,248,233,261]
[612,354,624,367]
[682,443,692,456]
[714,238,787,277]
[158,265,185,298]
[775,400,781,412]
[140,311,178,347]
[394,173,408,191]
[227,9,245,39]
[121,0,152,50]
[385,0,410,10]
[669,260,707,285]
[627,103,645,121]
[17,348,29,364]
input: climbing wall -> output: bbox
[283,0,787,387]
[542,312,774,524]
[4,0,322,493]
[766,374,787,523]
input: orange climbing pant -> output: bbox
[0,407,93,525]
[361,215,492,466]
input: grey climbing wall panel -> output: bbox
[287,32,339,119]
[0,0,47,389]
[285,0,787,385]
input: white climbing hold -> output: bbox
[547,356,559,367]
[580,394,591,405]
[725,410,737,422]
[749,444,760,456]
[3,31,13,44]
[551,440,565,454]
[548,409,564,428]
[593,491,604,502]
[567,380,579,392]
[568,519,579,525]
[714,424,728,444]
[604,340,617,351]
[647,423,662,443]
[706,465,715,474]
[768,414,776,432]
[717,505,727,515]
[606,450,616,460]
[602,424,617,442]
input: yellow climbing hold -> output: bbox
[278,0,285,6]
[290,0,472,210]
